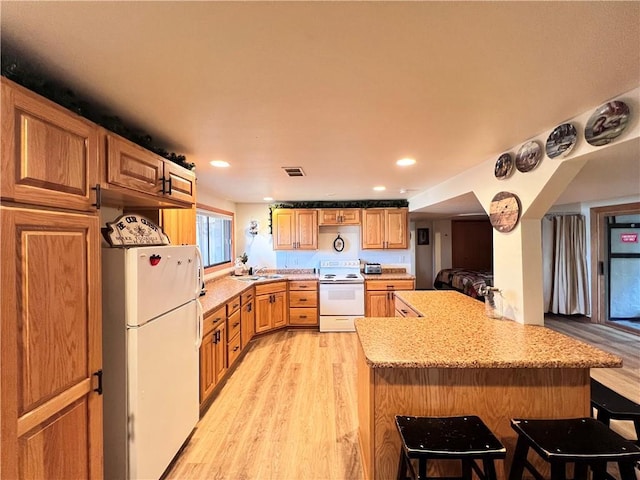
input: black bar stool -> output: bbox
[509,417,640,480]
[591,378,640,446]
[395,415,506,480]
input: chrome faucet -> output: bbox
[254,266,268,275]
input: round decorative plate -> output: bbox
[546,123,577,159]
[494,153,514,179]
[333,234,345,252]
[515,141,542,173]
[489,191,521,233]
[585,100,630,146]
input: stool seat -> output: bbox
[396,415,506,480]
[509,417,640,480]
[591,378,640,445]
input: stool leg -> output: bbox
[550,461,566,480]
[483,458,499,480]
[618,461,637,480]
[396,447,407,480]
[573,462,588,480]
[590,462,607,480]
[461,459,472,480]
[596,409,611,427]
[508,436,529,480]
[417,458,427,480]
[633,419,640,446]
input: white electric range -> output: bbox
[318,260,365,332]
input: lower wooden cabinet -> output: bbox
[365,279,415,317]
[226,297,241,368]
[255,281,288,333]
[199,305,227,403]
[289,281,318,326]
[241,289,255,349]
[0,206,103,479]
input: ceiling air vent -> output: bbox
[282,167,305,177]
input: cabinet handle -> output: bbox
[91,184,101,209]
[247,303,252,313]
[300,315,307,319]
[233,346,240,352]
[400,309,408,315]
[93,370,103,395]
[161,176,173,195]
[233,322,240,327]
[299,298,307,302]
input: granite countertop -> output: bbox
[199,271,319,314]
[355,290,622,369]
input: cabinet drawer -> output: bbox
[255,281,287,296]
[289,280,317,291]
[227,309,241,340]
[395,297,421,317]
[241,289,254,304]
[226,295,241,315]
[289,290,317,307]
[289,308,318,325]
[227,332,242,366]
[366,279,415,291]
[204,305,225,335]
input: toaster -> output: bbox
[364,263,382,274]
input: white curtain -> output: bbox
[542,215,590,315]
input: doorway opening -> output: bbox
[591,202,640,335]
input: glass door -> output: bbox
[606,214,640,331]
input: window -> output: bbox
[196,206,234,270]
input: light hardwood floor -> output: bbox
[165,330,364,480]
[165,321,639,480]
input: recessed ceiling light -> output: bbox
[210,160,230,168]
[396,158,416,166]
[373,185,386,191]
[263,196,274,202]
[399,188,407,194]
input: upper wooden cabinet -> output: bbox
[272,209,318,250]
[1,78,99,212]
[103,132,196,208]
[361,208,408,249]
[318,209,361,226]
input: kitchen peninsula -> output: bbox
[355,290,622,480]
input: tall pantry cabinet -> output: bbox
[1,78,103,479]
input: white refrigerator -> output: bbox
[102,245,204,480]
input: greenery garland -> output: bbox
[1,53,194,170]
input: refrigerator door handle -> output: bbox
[194,246,205,297]
[195,299,204,349]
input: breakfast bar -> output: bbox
[355,291,622,480]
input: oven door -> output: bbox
[319,282,365,316]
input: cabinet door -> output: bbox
[199,331,216,403]
[241,300,255,348]
[161,206,196,245]
[366,291,392,317]
[214,322,227,383]
[272,210,296,250]
[385,209,408,249]
[0,206,102,479]
[319,209,340,225]
[295,210,318,249]
[106,133,163,195]
[362,209,385,249]
[272,291,288,328]
[255,294,273,333]
[340,209,361,225]
[1,79,99,212]
[163,161,196,204]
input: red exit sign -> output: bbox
[620,233,638,243]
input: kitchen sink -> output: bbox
[232,274,284,282]
[233,276,261,281]
[262,274,283,279]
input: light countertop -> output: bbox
[355,290,622,369]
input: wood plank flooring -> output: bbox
[165,320,639,480]
[164,330,364,480]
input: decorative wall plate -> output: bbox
[103,214,170,246]
[333,234,345,252]
[585,100,630,146]
[515,141,542,173]
[494,153,514,179]
[489,191,521,233]
[546,123,577,159]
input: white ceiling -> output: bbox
[2,2,639,216]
